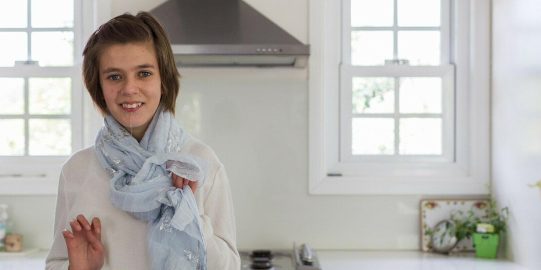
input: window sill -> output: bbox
[0,176,58,195]
[309,176,489,195]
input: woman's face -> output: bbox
[99,42,162,140]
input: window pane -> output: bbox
[353,77,394,113]
[351,0,394,27]
[0,33,27,67]
[0,78,25,114]
[31,32,74,66]
[0,1,27,27]
[400,77,442,113]
[398,0,441,27]
[32,0,74,27]
[352,31,393,66]
[0,120,24,156]
[352,118,394,155]
[398,31,440,65]
[29,78,71,114]
[29,119,71,155]
[399,118,441,155]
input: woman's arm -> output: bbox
[46,171,105,270]
[45,171,70,270]
[199,165,240,270]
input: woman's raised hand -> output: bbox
[62,215,104,270]
[172,174,198,194]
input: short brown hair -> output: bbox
[82,12,179,115]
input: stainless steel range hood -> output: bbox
[149,0,310,67]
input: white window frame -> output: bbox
[0,0,110,195]
[309,0,490,195]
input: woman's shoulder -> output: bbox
[182,136,224,171]
[62,146,98,170]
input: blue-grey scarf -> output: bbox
[95,108,207,270]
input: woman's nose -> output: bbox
[121,77,139,95]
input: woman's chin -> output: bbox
[119,120,150,140]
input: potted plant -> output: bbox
[449,208,478,243]
[471,201,509,259]
[449,200,508,258]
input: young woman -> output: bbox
[45,12,240,270]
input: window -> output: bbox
[309,0,490,194]
[342,0,453,163]
[0,0,102,195]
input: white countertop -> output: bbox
[317,250,528,270]
[0,250,46,270]
[0,250,528,270]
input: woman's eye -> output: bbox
[108,74,121,81]
[139,71,152,78]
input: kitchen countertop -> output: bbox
[317,250,528,270]
[0,250,528,270]
[0,250,46,270]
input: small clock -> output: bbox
[430,219,458,253]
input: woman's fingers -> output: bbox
[91,217,102,241]
[70,218,82,233]
[84,228,102,250]
[64,216,103,251]
[172,173,198,193]
[65,215,100,240]
[188,181,198,193]
[77,214,92,231]
[172,174,183,188]
[62,229,74,240]
[64,219,83,250]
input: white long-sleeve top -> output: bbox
[45,137,240,270]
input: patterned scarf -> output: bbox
[95,108,207,270]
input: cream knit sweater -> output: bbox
[46,138,240,270]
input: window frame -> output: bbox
[309,0,490,195]
[0,0,109,195]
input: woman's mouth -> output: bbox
[121,102,143,112]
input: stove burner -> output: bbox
[250,250,274,269]
[250,261,273,269]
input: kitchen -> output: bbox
[0,0,540,269]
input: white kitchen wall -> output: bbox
[0,0,478,251]
[492,0,541,268]
[110,0,452,250]
[175,67,428,250]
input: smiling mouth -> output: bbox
[121,102,143,112]
[121,102,143,109]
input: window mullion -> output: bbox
[0,66,78,77]
[394,77,399,156]
[393,0,398,61]
[26,0,32,62]
[24,77,29,155]
[341,0,352,65]
[441,0,451,64]
[351,26,440,31]
[344,65,454,77]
